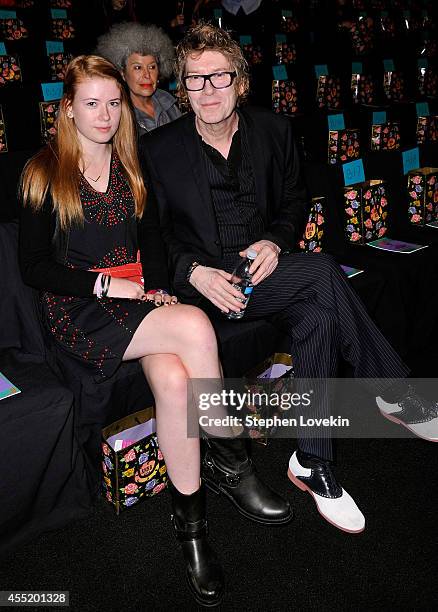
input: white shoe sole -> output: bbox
[376,397,438,442]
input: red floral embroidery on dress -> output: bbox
[80,154,134,227]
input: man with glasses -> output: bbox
[140,23,437,538]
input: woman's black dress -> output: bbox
[41,154,156,380]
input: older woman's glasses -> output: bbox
[183,71,237,91]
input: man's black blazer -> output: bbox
[139,106,309,301]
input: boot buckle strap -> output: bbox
[224,473,240,487]
[171,515,208,540]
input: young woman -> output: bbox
[19,55,224,607]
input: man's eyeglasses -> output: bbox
[183,71,237,91]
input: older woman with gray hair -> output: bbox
[97,22,181,135]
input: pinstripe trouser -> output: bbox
[236,252,410,460]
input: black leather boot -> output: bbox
[202,437,293,525]
[169,482,224,608]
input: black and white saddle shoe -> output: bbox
[287,451,365,534]
[376,387,438,442]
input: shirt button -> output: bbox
[214,240,220,246]
[239,208,245,214]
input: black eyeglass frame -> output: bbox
[182,71,238,91]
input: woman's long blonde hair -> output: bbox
[21,55,146,230]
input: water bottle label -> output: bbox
[244,286,253,295]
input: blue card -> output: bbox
[272,65,288,81]
[327,113,345,131]
[282,10,292,17]
[402,148,420,175]
[213,8,222,18]
[41,81,64,101]
[314,64,328,78]
[343,159,365,186]
[46,41,64,55]
[416,102,430,117]
[0,10,17,19]
[372,111,387,125]
[51,9,68,19]
[239,35,252,45]
[275,34,286,43]
[352,62,362,74]
[383,59,395,72]
[0,42,6,55]
[168,79,177,91]
[417,58,428,68]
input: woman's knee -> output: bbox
[175,305,218,351]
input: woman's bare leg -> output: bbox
[123,305,221,493]
[140,353,200,494]
[123,305,220,378]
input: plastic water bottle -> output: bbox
[226,249,257,320]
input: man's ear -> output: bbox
[236,80,245,101]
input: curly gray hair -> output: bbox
[96,22,175,79]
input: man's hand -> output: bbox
[190,265,246,314]
[240,240,280,285]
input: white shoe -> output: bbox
[287,451,365,534]
[376,388,438,442]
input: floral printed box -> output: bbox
[416,115,438,145]
[101,407,168,515]
[272,79,298,115]
[418,67,438,98]
[240,42,263,66]
[407,167,438,226]
[0,54,22,87]
[351,73,375,105]
[344,180,388,244]
[316,75,341,110]
[39,100,59,143]
[0,105,8,154]
[0,17,28,40]
[298,197,325,252]
[328,129,360,165]
[346,17,374,55]
[50,17,75,40]
[383,71,405,103]
[48,51,73,81]
[274,41,296,65]
[370,121,400,151]
[280,13,299,33]
[243,353,294,444]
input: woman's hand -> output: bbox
[105,277,146,300]
[100,278,178,305]
[145,291,179,307]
